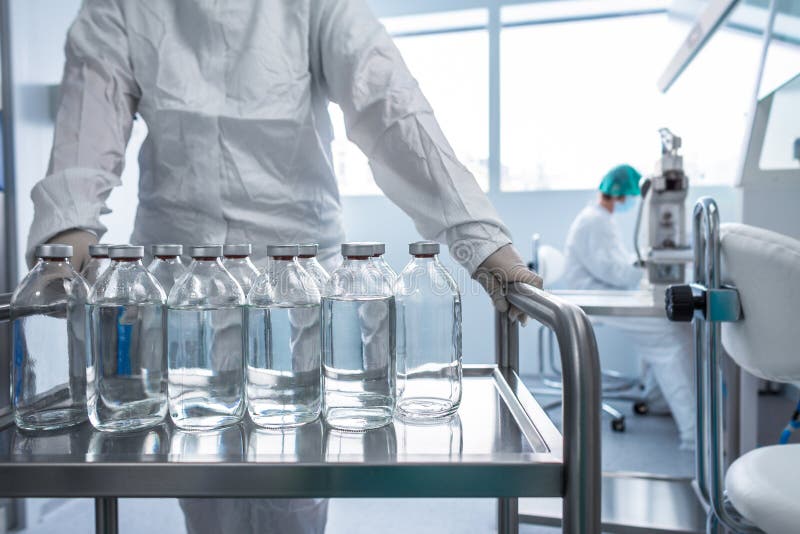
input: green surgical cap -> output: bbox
[599,164,642,197]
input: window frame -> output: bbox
[337,0,794,195]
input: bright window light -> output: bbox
[331,11,489,196]
[500,11,800,191]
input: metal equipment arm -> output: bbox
[497,284,601,534]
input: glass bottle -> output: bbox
[88,245,167,432]
[248,244,322,427]
[394,241,462,419]
[167,245,246,430]
[322,242,395,431]
[296,243,330,290]
[82,243,112,286]
[371,242,397,285]
[222,243,259,295]
[147,244,186,293]
[11,244,89,431]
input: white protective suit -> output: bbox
[564,204,696,448]
[27,0,511,272]
[28,1,514,533]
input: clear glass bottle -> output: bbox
[322,242,396,431]
[167,245,246,430]
[88,245,168,432]
[147,244,186,294]
[248,244,322,427]
[371,242,397,285]
[11,244,89,431]
[222,244,259,295]
[82,243,112,286]
[394,241,462,419]
[297,243,330,290]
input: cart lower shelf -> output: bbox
[0,365,564,499]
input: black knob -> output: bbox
[665,284,698,322]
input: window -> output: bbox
[500,5,800,191]
[331,1,799,195]
[330,10,489,195]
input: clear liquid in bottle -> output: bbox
[322,295,396,431]
[167,306,246,430]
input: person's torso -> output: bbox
[120,1,344,248]
[563,204,618,290]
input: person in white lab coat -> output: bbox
[26,1,542,532]
[563,164,695,449]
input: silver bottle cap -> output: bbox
[341,242,377,258]
[297,243,318,257]
[109,245,144,259]
[190,245,223,258]
[409,241,439,256]
[35,244,73,259]
[266,244,299,258]
[151,244,183,257]
[88,244,110,257]
[372,243,386,256]
[223,244,252,257]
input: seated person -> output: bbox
[563,164,695,449]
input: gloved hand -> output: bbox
[44,229,97,272]
[473,244,544,325]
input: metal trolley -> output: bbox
[0,284,601,534]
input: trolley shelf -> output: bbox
[0,284,602,533]
[0,365,563,498]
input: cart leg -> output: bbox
[497,497,518,534]
[95,497,118,534]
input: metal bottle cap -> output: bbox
[223,244,252,257]
[409,241,439,256]
[341,242,376,258]
[151,244,183,257]
[190,245,223,258]
[88,244,110,257]
[266,244,299,258]
[109,245,144,259]
[297,243,318,257]
[35,244,73,259]
[372,243,386,256]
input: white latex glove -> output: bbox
[40,229,98,272]
[473,244,544,325]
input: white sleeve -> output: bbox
[574,217,643,289]
[26,0,138,264]
[311,0,511,274]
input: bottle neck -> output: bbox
[110,258,143,265]
[189,257,224,273]
[155,255,181,263]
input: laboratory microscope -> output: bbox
[634,128,692,289]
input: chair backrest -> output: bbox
[720,223,800,383]
[538,245,566,286]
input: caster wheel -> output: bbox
[633,401,649,415]
[611,418,626,432]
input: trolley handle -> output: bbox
[0,292,11,322]
[500,283,602,534]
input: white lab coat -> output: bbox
[27,0,511,274]
[28,2,513,532]
[564,204,695,447]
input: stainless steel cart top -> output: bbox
[0,284,602,534]
[0,366,564,499]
